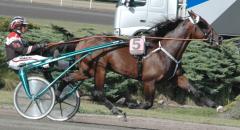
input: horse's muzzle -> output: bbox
[218,36,223,45]
[207,36,223,46]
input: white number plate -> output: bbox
[129,37,145,55]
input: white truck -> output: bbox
[113,0,240,37]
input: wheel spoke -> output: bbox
[24,100,33,113]
[60,103,63,117]
[39,97,52,100]
[62,101,76,108]
[35,100,43,114]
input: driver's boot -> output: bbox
[53,49,69,70]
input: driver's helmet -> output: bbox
[9,16,28,30]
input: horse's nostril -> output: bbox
[218,36,223,44]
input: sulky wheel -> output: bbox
[13,77,55,120]
[47,83,80,121]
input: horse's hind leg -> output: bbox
[55,71,89,98]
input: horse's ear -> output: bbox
[188,10,197,18]
[188,10,200,24]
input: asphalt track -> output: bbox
[0,0,115,25]
[0,108,147,130]
[0,107,240,130]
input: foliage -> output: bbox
[51,24,75,41]
[0,70,18,91]
[23,26,66,43]
[80,72,141,101]
[104,72,140,101]
[0,16,10,32]
[182,39,240,104]
[0,35,7,89]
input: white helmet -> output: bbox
[9,16,28,30]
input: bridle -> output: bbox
[188,15,222,45]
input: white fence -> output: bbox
[14,0,115,10]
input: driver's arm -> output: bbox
[9,41,41,55]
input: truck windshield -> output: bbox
[116,0,122,7]
[116,0,146,7]
[133,0,146,6]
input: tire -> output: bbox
[13,77,55,120]
[47,84,80,121]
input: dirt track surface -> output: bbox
[0,107,239,130]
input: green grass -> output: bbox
[0,90,13,105]
[1,90,239,127]
[80,100,240,127]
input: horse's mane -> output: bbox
[151,19,183,37]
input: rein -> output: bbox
[47,35,208,48]
[47,35,127,48]
[145,36,208,41]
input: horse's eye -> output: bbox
[198,21,208,29]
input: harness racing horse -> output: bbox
[57,11,223,115]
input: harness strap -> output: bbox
[143,41,180,79]
[136,56,143,80]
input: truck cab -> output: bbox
[114,0,186,36]
[114,0,240,37]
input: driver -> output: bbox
[5,16,48,70]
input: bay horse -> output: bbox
[56,11,223,115]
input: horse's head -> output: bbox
[188,11,223,46]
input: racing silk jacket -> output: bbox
[5,31,40,61]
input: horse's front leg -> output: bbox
[174,74,217,108]
[127,80,155,109]
[93,63,126,118]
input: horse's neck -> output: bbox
[161,24,192,61]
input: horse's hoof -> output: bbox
[200,97,216,108]
[55,90,62,103]
[216,106,224,112]
[111,107,122,115]
[127,103,139,109]
[116,97,126,106]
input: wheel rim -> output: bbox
[14,77,55,119]
[47,85,80,121]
